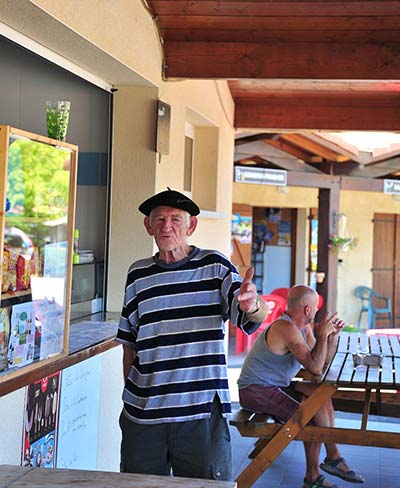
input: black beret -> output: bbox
[138,189,200,216]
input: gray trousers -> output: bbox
[119,396,232,481]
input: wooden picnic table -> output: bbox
[0,465,237,487]
[233,332,400,488]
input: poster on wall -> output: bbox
[231,213,252,244]
[56,355,101,470]
[7,302,36,368]
[22,372,61,468]
[278,221,291,246]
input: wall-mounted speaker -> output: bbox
[156,100,171,155]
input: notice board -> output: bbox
[56,355,101,469]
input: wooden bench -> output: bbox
[229,409,281,459]
[230,389,400,459]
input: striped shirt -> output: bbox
[116,246,259,424]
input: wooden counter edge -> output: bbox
[0,337,119,398]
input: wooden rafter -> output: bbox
[281,134,350,162]
[234,94,400,131]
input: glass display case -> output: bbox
[0,126,78,380]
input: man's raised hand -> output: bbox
[237,267,258,313]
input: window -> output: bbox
[185,108,219,211]
[184,123,194,193]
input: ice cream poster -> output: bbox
[23,372,61,468]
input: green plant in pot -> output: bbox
[46,100,71,141]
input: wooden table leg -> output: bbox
[361,389,371,430]
[235,383,337,488]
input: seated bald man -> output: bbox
[238,285,365,488]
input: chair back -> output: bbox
[317,293,324,310]
[270,287,289,300]
[260,294,287,325]
[354,286,373,301]
[271,287,324,310]
[354,285,393,328]
[244,294,287,351]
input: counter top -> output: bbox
[0,465,237,487]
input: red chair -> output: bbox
[237,294,287,352]
[270,287,289,300]
[271,287,324,310]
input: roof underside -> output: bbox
[147,0,400,178]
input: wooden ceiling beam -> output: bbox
[281,134,348,161]
[235,133,276,146]
[159,17,400,32]
[163,29,400,43]
[234,140,323,173]
[264,137,312,163]
[152,1,399,18]
[340,176,384,192]
[234,96,400,131]
[164,41,400,79]
[277,172,385,192]
[228,80,400,98]
[304,133,360,158]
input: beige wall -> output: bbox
[339,190,400,327]
[29,0,162,85]
[233,182,319,208]
[108,85,158,309]
[234,182,400,328]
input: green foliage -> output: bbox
[328,235,358,254]
[7,139,70,218]
[6,139,71,248]
[343,324,362,333]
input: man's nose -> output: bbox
[161,218,172,230]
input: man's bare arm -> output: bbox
[122,345,136,382]
[285,316,337,375]
[287,329,330,375]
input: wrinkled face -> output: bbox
[144,206,196,252]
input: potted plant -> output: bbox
[328,235,358,253]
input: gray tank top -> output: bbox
[238,313,303,389]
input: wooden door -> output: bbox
[372,213,400,327]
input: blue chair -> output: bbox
[354,286,393,329]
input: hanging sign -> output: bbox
[383,179,400,195]
[234,166,287,186]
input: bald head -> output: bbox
[287,285,318,312]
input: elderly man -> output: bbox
[238,285,365,488]
[116,188,267,480]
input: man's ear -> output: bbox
[187,216,198,236]
[144,216,153,236]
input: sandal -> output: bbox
[320,457,365,483]
[303,474,342,488]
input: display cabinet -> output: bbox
[0,126,78,382]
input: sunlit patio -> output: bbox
[227,337,400,488]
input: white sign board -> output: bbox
[56,355,101,470]
[384,179,400,195]
[234,165,287,186]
